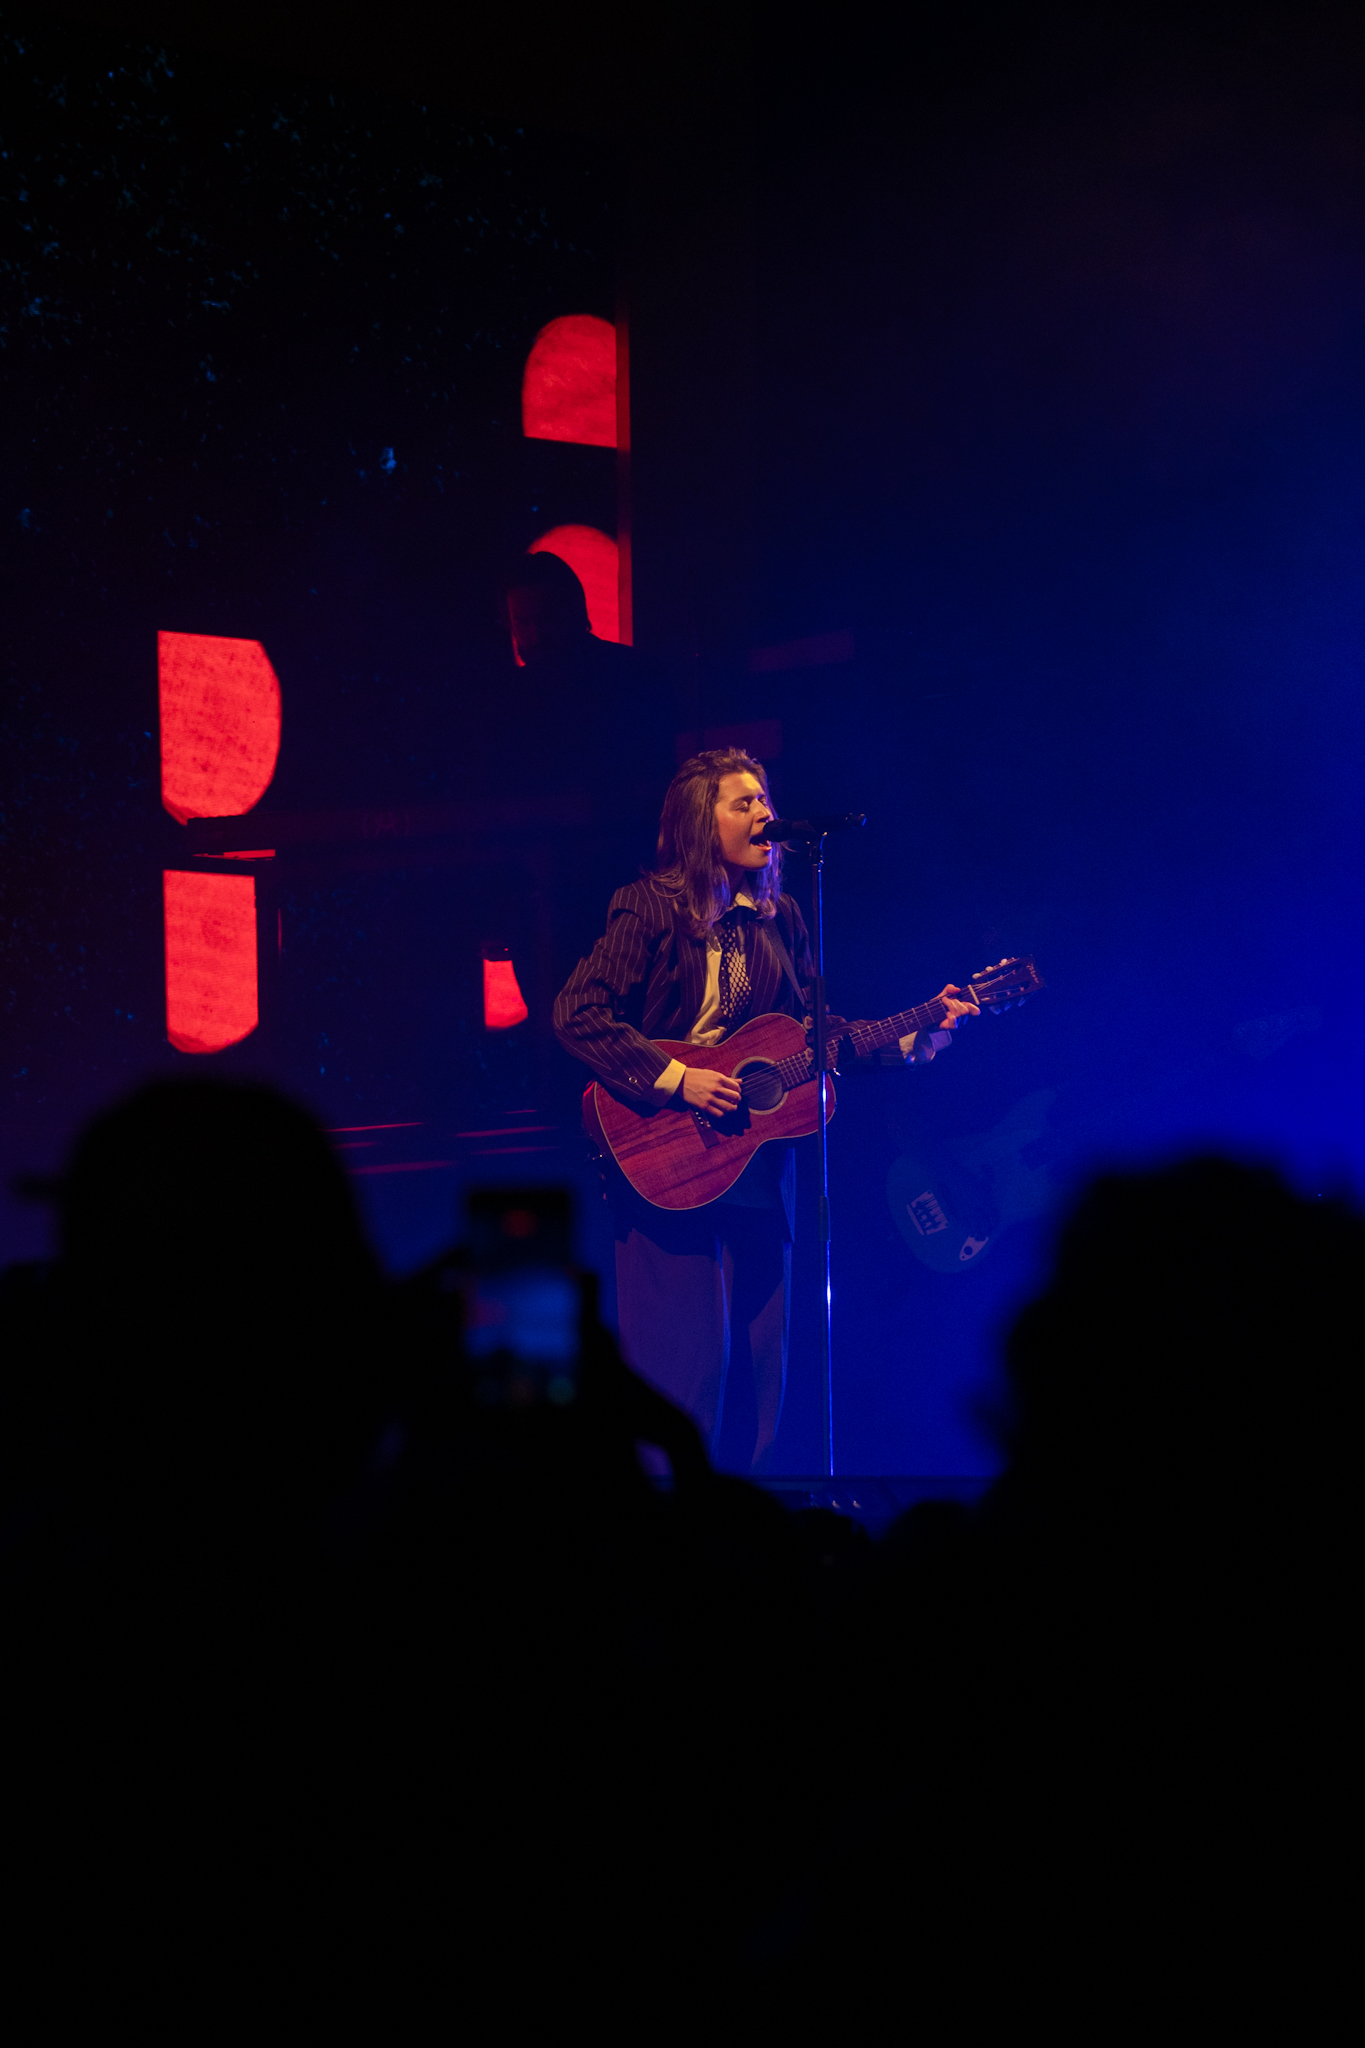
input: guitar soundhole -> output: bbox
[736,1059,784,1112]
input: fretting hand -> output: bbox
[908,984,981,1064]
[680,1066,743,1115]
[935,983,980,1029]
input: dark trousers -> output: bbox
[613,1201,790,1470]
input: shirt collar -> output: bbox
[717,893,757,927]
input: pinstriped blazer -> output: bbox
[553,876,815,1102]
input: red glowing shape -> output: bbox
[164,869,259,1053]
[483,958,529,1030]
[159,631,282,824]
[528,526,619,642]
[521,315,617,447]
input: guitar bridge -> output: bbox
[907,1191,948,1236]
[692,1109,720,1149]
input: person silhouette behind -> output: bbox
[502,547,674,808]
[504,545,601,669]
[495,548,680,1033]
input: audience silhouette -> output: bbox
[2,1095,1353,2024]
[747,1154,1357,2026]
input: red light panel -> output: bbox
[521,315,617,447]
[164,869,259,1053]
[528,526,619,642]
[483,958,529,1030]
[159,631,282,824]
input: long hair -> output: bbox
[653,748,783,936]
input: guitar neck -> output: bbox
[843,999,950,1058]
[760,999,949,1088]
[759,958,1034,1080]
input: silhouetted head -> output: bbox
[1002,1155,1360,1547]
[55,1079,385,1532]
[59,1077,375,1289]
[504,549,591,665]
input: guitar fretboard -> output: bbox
[737,998,953,1099]
[845,1000,953,1058]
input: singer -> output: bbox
[553,748,977,1469]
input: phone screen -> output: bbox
[463,1188,578,1406]
[466,1269,578,1365]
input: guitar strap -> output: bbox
[760,914,808,1015]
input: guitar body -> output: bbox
[585,1012,836,1210]
[887,1089,1060,1273]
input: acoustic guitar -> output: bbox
[584,956,1044,1210]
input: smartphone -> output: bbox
[463,1188,579,1406]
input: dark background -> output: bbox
[5,3,1364,1473]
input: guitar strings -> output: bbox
[728,966,1034,1097]
[732,1000,950,1099]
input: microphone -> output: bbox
[752,812,867,844]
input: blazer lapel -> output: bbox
[642,912,709,1039]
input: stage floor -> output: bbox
[751,1475,993,1537]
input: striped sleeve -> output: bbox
[552,887,677,1099]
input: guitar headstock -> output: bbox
[968,955,1044,1013]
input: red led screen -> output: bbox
[483,958,529,1030]
[164,869,259,1053]
[521,314,617,447]
[528,525,619,643]
[159,630,282,824]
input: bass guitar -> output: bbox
[888,1002,1322,1274]
[584,956,1043,1210]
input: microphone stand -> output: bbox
[786,827,836,1478]
[761,810,862,1476]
